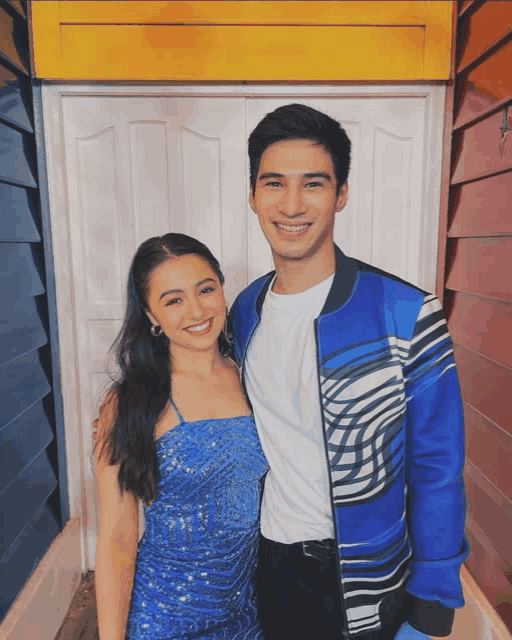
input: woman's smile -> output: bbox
[184,318,214,335]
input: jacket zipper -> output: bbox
[314,317,351,640]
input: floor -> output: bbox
[54,569,510,640]
[54,572,98,640]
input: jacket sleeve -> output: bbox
[227,300,243,367]
[402,295,469,637]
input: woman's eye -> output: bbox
[165,297,181,306]
[200,286,214,295]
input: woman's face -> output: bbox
[145,254,226,356]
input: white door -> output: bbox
[42,86,445,568]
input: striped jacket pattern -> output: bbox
[229,246,468,639]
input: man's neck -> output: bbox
[272,246,335,294]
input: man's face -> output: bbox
[249,139,348,264]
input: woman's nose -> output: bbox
[188,296,205,318]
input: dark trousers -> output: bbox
[256,535,408,640]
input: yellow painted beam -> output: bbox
[56,1,428,25]
[30,1,454,82]
[58,24,426,82]
[424,1,454,80]
[31,2,61,79]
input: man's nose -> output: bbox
[279,185,305,217]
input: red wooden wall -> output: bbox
[441,0,512,630]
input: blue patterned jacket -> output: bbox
[229,246,468,639]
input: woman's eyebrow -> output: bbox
[195,278,217,288]
[159,287,182,301]
[159,278,216,301]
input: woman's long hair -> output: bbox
[98,233,231,504]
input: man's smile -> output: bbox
[275,222,312,233]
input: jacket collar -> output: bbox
[321,245,359,315]
[255,271,274,316]
[254,244,358,317]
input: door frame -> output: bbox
[41,83,446,570]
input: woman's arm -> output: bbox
[94,395,139,640]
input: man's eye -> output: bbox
[266,181,282,187]
[305,181,322,188]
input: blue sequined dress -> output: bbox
[125,401,268,640]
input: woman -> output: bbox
[94,233,268,639]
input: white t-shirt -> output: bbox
[245,274,335,543]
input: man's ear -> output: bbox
[249,189,257,214]
[335,183,349,213]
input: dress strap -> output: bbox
[169,397,185,425]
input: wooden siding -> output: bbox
[451,110,512,184]
[440,0,512,631]
[445,292,512,368]
[445,237,512,300]
[457,1,512,71]
[29,1,453,81]
[0,0,67,622]
[448,173,512,237]
[454,345,512,435]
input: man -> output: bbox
[229,104,468,640]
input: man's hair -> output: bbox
[248,103,351,195]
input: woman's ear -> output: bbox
[145,310,158,327]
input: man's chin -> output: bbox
[271,246,313,262]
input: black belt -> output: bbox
[264,536,337,564]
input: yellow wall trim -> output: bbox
[31,1,453,81]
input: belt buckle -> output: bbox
[302,540,331,563]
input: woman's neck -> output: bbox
[170,345,224,379]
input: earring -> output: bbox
[150,324,163,337]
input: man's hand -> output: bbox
[394,621,431,639]
[92,415,99,440]
[92,396,110,441]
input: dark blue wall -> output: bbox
[0,0,68,620]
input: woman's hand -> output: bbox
[394,621,431,639]
[92,397,108,441]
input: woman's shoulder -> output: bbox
[94,387,119,448]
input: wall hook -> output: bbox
[498,106,512,158]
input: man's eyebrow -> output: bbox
[257,172,332,181]
[258,172,284,181]
[158,278,216,301]
[304,172,332,181]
